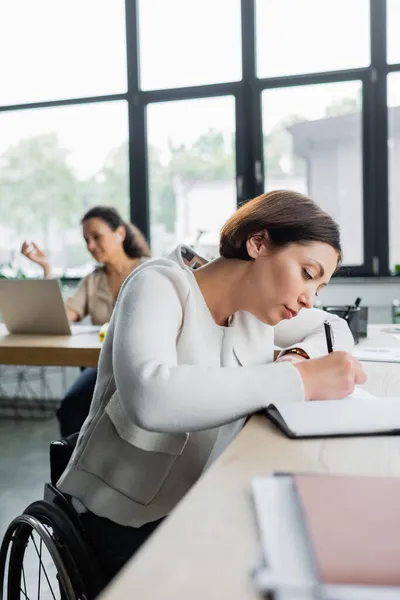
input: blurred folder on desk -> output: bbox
[252,473,400,599]
[264,388,400,439]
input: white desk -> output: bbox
[100,326,400,600]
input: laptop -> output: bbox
[0,279,100,335]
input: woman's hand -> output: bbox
[21,241,51,277]
[294,351,367,401]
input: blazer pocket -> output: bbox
[78,408,188,506]
[105,391,189,455]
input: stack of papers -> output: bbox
[353,347,400,363]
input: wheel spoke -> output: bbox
[19,585,30,599]
[37,537,42,600]
[30,532,57,600]
[21,561,29,599]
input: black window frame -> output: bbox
[0,0,395,278]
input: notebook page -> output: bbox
[272,396,400,437]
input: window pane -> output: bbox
[256,0,370,78]
[147,97,236,258]
[0,1,127,105]
[388,73,400,271]
[138,0,241,90]
[387,0,400,64]
[262,81,363,265]
[0,102,129,277]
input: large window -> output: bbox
[138,0,242,90]
[256,0,370,78]
[0,102,129,277]
[0,0,127,105]
[387,0,400,65]
[147,97,236,258]
[262,81,363,265]
[0,1,128,278]
[0,1,398,277]
[388,72,400,271]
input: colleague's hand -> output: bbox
[294,351,367,401]
[21,241,51,277]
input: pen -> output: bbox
[324,320,334,354]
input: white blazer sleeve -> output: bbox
[112,267,305,434]
[273,307,354,358]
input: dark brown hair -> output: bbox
[81,206,151,259]
[220,190,342,262]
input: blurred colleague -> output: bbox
[21,206,151,436]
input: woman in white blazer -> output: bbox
[59,189,366,585]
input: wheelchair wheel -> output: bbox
[0,500,103,600]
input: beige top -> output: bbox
[66,261,147,326]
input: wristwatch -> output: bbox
[281,347,310,360]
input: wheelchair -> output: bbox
[0,434,105,600]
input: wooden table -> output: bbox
[0,324,101,367]
[100,326,400,600]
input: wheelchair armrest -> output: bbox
[49,432,79,485]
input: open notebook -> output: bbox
[252,473,400,599]
[265,388,400,438]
